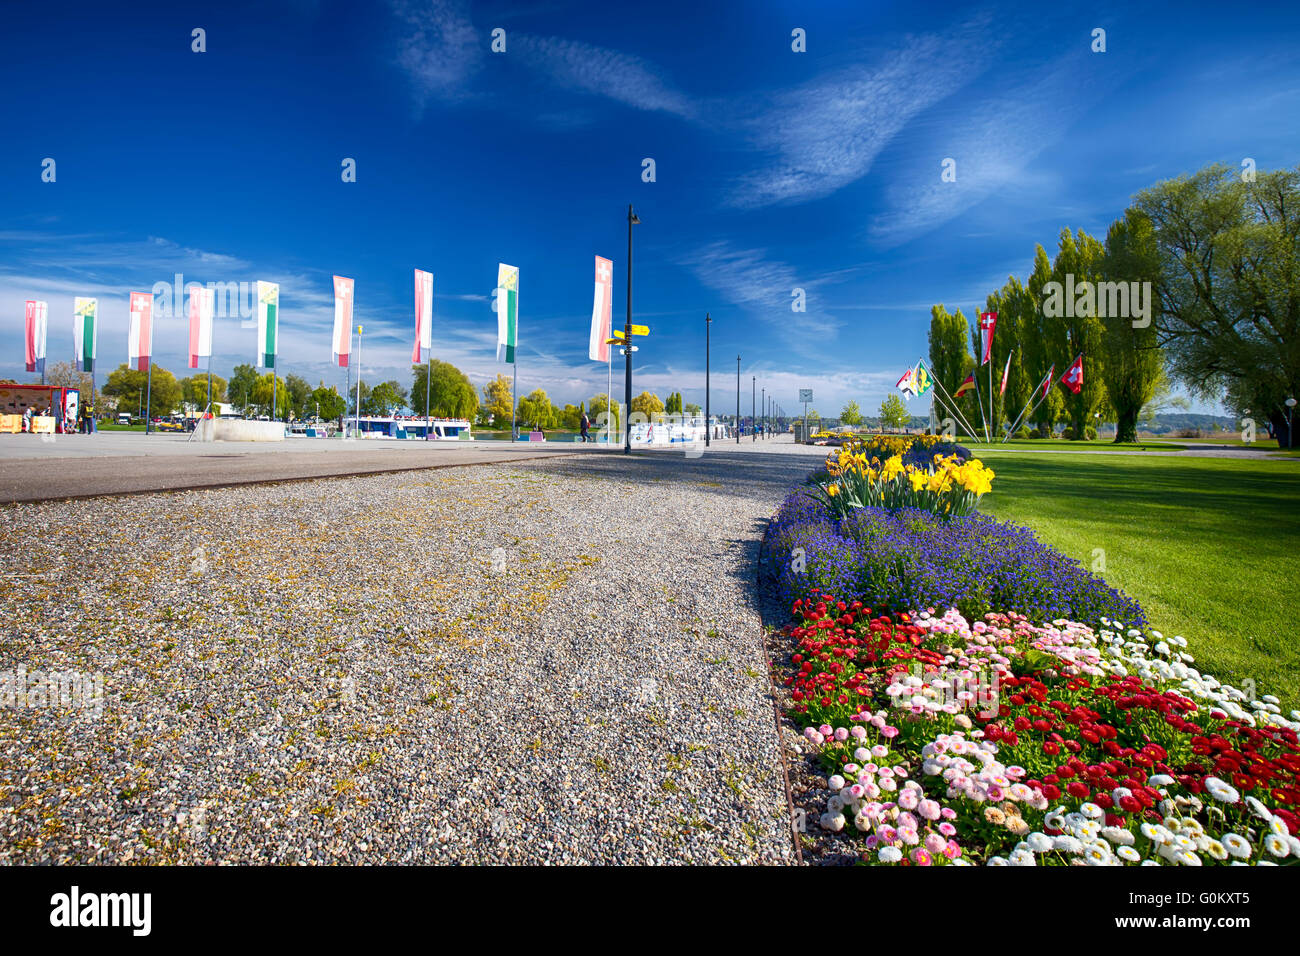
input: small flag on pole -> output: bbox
[914,361,933,396]
[496,263,518,363]
[979,311,997,365]
[24,300,47,373]
[1038,365,1056,400]
[74,297,97,372]
[896,364,918,398]
[589,256,612,362]
[188,286,214,369]
[999,350,1013,395]
[333,276,354,368]
[412,270,433,363]
[128,292,153,371]
[256,281,279,369]
[1060,354,1084,394]
[954,373,977,398]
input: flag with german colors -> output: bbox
[24,300,47,373]
[496,263,518,364]
[74,297,97,372]
[256,281,279,369]
[954,373,976,398]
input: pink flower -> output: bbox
[918,799,941,821]
[909,848,933,866]
[924,832,946,854]
[850,726,867,740]
[898,789,919,810]
[944,840,962,859]
[882,726,900,739]
[834,727,849,742]
[938,822,957,836]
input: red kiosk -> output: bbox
[0,383,81,434]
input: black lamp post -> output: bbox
[736,355,740,444]
[761,387,765,440]
[752,376,756,442]
[623,203,640,454]
[705,312,711,447]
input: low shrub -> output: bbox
[766,496,1146,629]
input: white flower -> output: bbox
[1203,839,1228,861]
[1101,826,1135,846]
[1244,795,1273,820]
[987,856,1008,866]
[1080,802,1104,820]
[1264,834,1291,858]
[1270,817,1290,837]
[1117,846,1141,863]
[827,795,845,813]
[1054,836,1084,854]
[1147,774,1174,787]
[878,846,902,863]
[1027,832,1054,853]
[1204,776,1240,804]
[827,775,846,791]
[1222,833,1252,859]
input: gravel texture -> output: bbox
[0,441,822,864]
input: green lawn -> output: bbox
[956,437,1189,452]
[977,450,1300,710]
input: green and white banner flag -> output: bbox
[256,281,279,369]
[74,297,97,372]
[496,263,518,364]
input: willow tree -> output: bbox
[928,304,974,429]
[1134,163,1300,446]
[1099,211,1165,442]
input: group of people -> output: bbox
[19,405,52,432]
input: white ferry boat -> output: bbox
[352,416,472,440]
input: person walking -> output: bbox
[580,411,591,443]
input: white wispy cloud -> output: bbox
[867,56,1126,246]
[724,19,998,209]
[512,35,697,118]
[390,0,484,107]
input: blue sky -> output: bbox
[3,0,1298,416]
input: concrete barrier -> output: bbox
[194,419,286,442]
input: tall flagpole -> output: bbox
[925,358,983,442]
[424,354,432,441]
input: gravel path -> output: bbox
[0,443,819,864]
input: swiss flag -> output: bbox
[1059,354,1084,394]
[979,311,997,365]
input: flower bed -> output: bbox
[763,470,1297,865]
[780,599,1299,865]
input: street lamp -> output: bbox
[736,355,740,445]
[1287,397,1297,449]
[761,386,765,441]
[752,376,756,442]
[705,312,711,447]
[623,204,640,455]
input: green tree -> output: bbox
[283,374,312,420]
[683,401,701,416]
[878,394,909,432]
[840,400,863,426]
[1098,210,1166,442]
[179,373,228,408]
[363,380,408,415]
[928,304,975,431]
[482,373,514,425]
[311,383,347,421]
[664,391,683,414]
[102,363,183,419]
[517,388,556,429]
[588,393,621,432]
[1047,228,1108,438]
[1133,163,1300,446]
[559,403,583,430]
[251,373,291,419]
[228,363,260,415]
[631,391,664,417]
[1024,245,1066,435]
[411,360,478,420]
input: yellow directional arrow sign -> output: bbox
[604,337,623,345]
[629,324,650,336]
[610,329,626,339]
